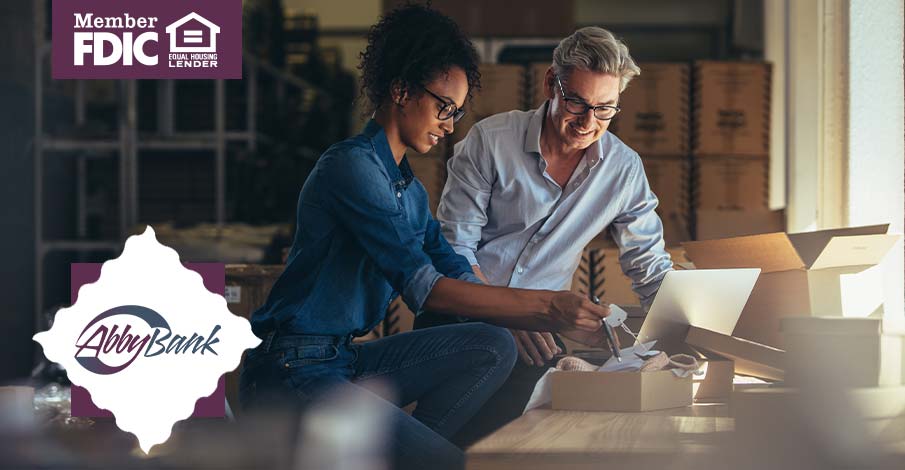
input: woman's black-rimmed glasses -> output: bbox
[423,88,466,123]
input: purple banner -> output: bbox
[52,0,242,79]
[70,262,227,418]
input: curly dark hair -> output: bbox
[358,3,481,111]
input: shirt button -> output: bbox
[516,266,524,274]
[396,192,402,198]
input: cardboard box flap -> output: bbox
[780,316,882,335]
[787,224,890,267]
[682,232,805,273]
[809,234,901,270]
[685,326,785,381]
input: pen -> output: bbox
[590,295,621,362]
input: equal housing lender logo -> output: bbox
[52,0,242,79]
[34,228,260,452]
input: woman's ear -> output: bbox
[390,80,410,106]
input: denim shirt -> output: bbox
[250,120,481,337]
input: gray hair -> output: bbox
[552,27,640,92]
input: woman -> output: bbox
[239,4,612,469]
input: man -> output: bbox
[414,27,674,446]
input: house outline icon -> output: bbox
[165,12,220,53]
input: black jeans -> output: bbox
[413,313,565,448]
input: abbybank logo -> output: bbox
[34,228,260,452]
[75,305,221,375]
[53,0,241,79]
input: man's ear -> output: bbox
[543,67,555,101]
[390,80,410,106]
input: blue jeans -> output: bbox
[239,322,518,470]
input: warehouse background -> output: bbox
[1,0,902,385]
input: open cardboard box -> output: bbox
[551,367,693,412]
[686,326,785,381]
[550,346,737,412]
[692,357,735,401]
[682,224,901,348]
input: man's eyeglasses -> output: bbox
[423,88,466,123]
[555,75,620,121]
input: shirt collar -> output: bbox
[524,101,546,155]
[524,101,607,170]
[362,119,415,189]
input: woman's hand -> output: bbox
[547,291,611,332]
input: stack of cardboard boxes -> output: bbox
[451,63,527,145]
[529,62,551,109]
[692,61,783,240]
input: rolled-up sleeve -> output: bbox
[608,156,674,310]
[423,216,482,283]
[322,150,441,314]
[437,126,494,267]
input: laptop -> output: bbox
[635,268,761,351]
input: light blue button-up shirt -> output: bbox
[437,102,672,308]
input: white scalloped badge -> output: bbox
[33,226,261,453]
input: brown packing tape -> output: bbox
[692,61,771,157]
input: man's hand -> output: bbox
[510,330,562,366]
[548,291,611,332]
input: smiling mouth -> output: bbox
[570,124,595,136]
[428,133,442,145]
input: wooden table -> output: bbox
[466,404,733,470]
